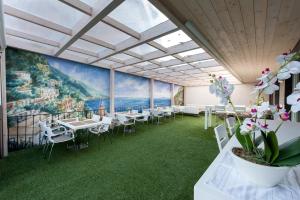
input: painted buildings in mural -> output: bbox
[6,47,110,118]
[174,85,184,106]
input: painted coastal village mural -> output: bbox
[6,47,110,118]
[6,47,183,150]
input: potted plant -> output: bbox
[209,51,300,187]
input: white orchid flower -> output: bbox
[287,83,300,112]
[277,61,300,80]
[254,69,279,95]
[256,102,270,118]
[276,53,295,65]
[209,76,234,105]
[240,118,260,135]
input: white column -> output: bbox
[0,50,7,157]
[171,83,174,106]
[279,81,285,107]
[150,79,154,109]
[292,75,299,122]
[110,68,115,114]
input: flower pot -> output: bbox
[230,148,291,187]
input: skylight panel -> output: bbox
[85,22,130,45]
[62,50,94,60]
[71,39,107,53]
[4,0,87,28]
[134,61,152,67]
[108,0,168,33]
[154,30,191,48]
[129,44,157,55]
[178,48,205,57]
[111,53,133,61]
[4,15,67,42]
[155,55,175,62]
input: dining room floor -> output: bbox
[0,115,219,200]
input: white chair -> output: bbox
[117,114,135,134]
[226,117,236,136]
[131,110,139,114]
[91,114,100,122]
[214,124,229,152]
[136,111,150,124]
[152,109,164,124]
[89,116,113,144]
[45,126,74,160]
[164,109,172,119]
[38,120,64,147]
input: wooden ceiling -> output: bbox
[153,0,300,83]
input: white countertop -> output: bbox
[194,120,300,200]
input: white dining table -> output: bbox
[194,119,300,200]
[56,118,102,131]
[116,112,145,120]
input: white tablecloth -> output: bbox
[206,152,300,200]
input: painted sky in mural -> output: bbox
[115,72,150,98]
[115,72,150,111]
[154,80,171,107]
[47,57,109,97]
[154,80,171,98]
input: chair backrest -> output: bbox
[234,105,246,112]
[117,114,127,124]
[226,117,236,128]
[45,126,55,143]
[215,105,226,111]
[38,121,47,136]
[226,117,236,136]
[132,110,139,114]
[101,117,112,132]
[214,124,229,152]
[92,114,100,122]
[102,116,112,125]
[153,109,161,116]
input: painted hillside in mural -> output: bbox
[154,80,171,107]
[6,47,110,117]
[115,72,150,112]
[174,85,184,106]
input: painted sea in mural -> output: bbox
[154,80,171,107]
[114,72,150,112]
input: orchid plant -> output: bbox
[209,51,300,166]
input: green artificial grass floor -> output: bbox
[0,116,219,200]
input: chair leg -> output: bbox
[42,140,47,154]
[48,143,54,161]
[107,133,112,144]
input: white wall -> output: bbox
[184,84,257,106]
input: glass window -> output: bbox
[129,44,157,55]
[111,53,133,61]
[155,55,176,62]
[4,15,68,42]
[6,35,54,52]
[85,22,131,45]
[108,0,168,33]
[178,48,205,57]
[61,50,94,60]
[71,39,107,53]
[4,0,87,28]
[154,30,191,48]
